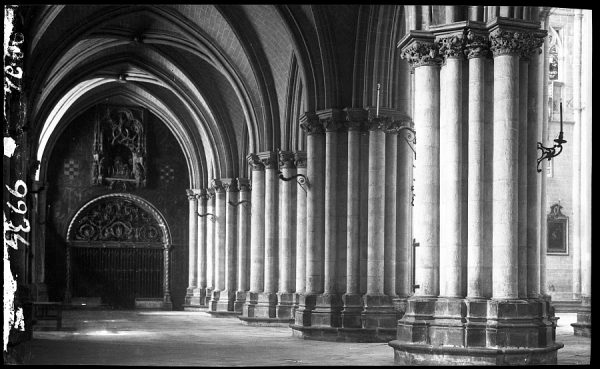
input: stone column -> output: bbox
[489,29,521,300]
[185,189,199,305]
[209,179,226,310]
[465,29,489,299]
[292,113,325,329]
[241,154,265,318]
[294,151,307,308]
[384,124,399,298]
[402,40,441,298]
[438,34,464,299]
[359,127,369,295]
[191,189,208,306]
[396,127,414,299]
[570,9,582,301]
[255,151,279,318]
[572,9,592,337]
[276,151,297,319]
[323,117,340,297]
[517,51,529,299]
[341,109,367,328]
[360,111,397,334]
[205,188,216,301]
[234,178,251,312]
[215,178,238,312]
[526,37,544,298]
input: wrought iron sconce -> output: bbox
[537,102,567,173]
[228,200,251,209]
[197,212,216,222]
[278,171,309,194]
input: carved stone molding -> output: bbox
[246,153,264,171]
[186,189,202,201]
[206,187,216,199]
[322,119,343,132]
[257,151,278,169]
[489,29,525,57]
[437,33,466,60]
[464,29,491,59]
[344,108,368,131]
[278,150,296,169]
[221,178,239,192]
[400,41,442,68]
[299,112,325,136]
[237,178,251,192]
[196,188,209,202]
[211,179,225,193]
[367,117,389,131]
[519,31,546,59]
[68,195,165,243]
[294,151,307,169]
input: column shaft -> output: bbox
[346,128,361,295]
[384,131,398,296]
[492,53,519,300]
[439,56,463,298]
[278,153,297,294]
[197,192,208,292]
[263,154,279,294]
[305,123,326,294]
[294,152,307,294]
[213,182,226,292]
[324,127,338,294]
[248,156,265,292]
[186,190,199,291]
[206,191,215,291]
[413,64,441,297]
[237,182,250,292]
[527,51,541,298]
[224,181,238,293]
[467,55,486,298]
[517,58,529,299]
[359,131,369,294]
[367,126,386,295]
[396,129,413,297]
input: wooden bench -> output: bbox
[32,302,63,330]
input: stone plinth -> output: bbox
[188,288,207,307]
[389,298,564,365]
[341,293,363,328]
[276,292,296,319]
[214,289,235,312]
[571,304,591,337]
[241,292,259,317]
[253,292,278,319]
[233,291,247,313]
[361,294,400,341]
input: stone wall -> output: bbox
[44,106,189,309]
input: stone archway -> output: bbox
[65,193,172,309]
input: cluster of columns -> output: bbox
[184,177,251,313]
[389,18,563,365]
[290,108,414,341]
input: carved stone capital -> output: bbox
[237,178,251,192]
[367,117,389,131]
[257,151,278,169]
[518,31,546,59]
[186,189,199,201]
[400,41,442,68]
[294,151,307,168]
[322,119,343,132]
[211,179,225,193]
[385,121,406,134]
[489,29,527,57]
[464,29,491,59]
[246,153,264,171]
[206,187,215,199]
[437,33,466,60]
[221,178,239,192]
[299,112,324,135]
[278,150,296,169]
[197,188,209,202]
[343,108,368,132]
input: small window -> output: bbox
[547,203,569,255]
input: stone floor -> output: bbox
[11,310,590,366]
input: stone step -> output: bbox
[552,300,582,313]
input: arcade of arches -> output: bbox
[4,5,592,365]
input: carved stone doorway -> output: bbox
[65,194,172,309]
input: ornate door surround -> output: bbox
[65,193,172,309]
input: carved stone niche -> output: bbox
[547,203,568,255]
[92,105,148,190]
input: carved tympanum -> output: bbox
[71,198,163,242]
